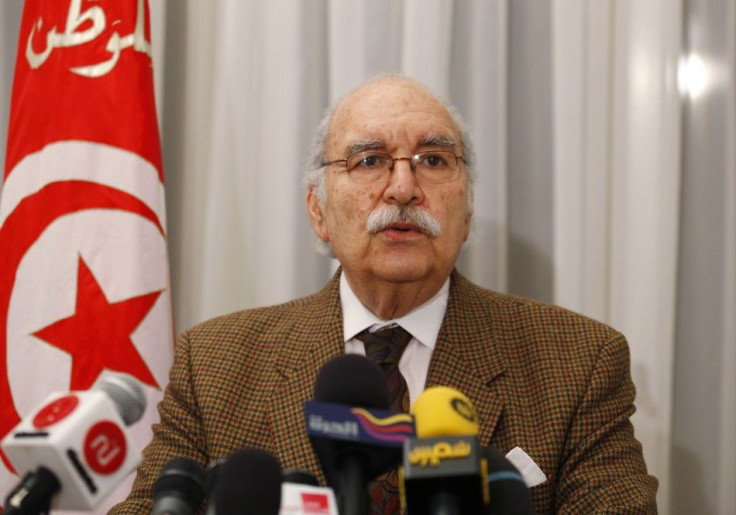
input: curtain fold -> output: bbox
[672,1,736,513]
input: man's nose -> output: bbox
[384,158,423,205]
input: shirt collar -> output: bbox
[340,272,449,350]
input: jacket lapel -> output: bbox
[426,271,507,446]
[269,272,344,480]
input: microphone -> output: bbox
[399,386,489,515]
[2,373,146,513]
[305,355,415,515]
[282,469,320,487]
[212,448,282,515]
[482,448,534,515]
[202,457,224,515]
[280,469,338,514]
[152,457,207,515]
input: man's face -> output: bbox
[307,79,473,293]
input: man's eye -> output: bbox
[421,153,448,167]
[357,154,382,168]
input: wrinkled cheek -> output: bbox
[334,205,362,232]
[326,208,366,250]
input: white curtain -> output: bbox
[552,0,682,510]
[1,1,734,513]
[158,0,509,328]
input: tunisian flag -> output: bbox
[0,0,173,511]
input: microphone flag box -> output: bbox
[399,435,490,514]
[280,483,339,515]
[1,390,141,510]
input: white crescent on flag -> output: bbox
[0,1,173,513]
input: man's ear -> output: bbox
[306,187,329,242]
[463,209,473,242]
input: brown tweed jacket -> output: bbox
[110,270,657,514]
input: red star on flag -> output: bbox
[32,256,162,391]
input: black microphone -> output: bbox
[151,457,207,515]
[306,354,416,515]
[482,447,534,515]
[213,448,282,515]
[282,469,320,487]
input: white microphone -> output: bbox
[1,372,146,512]
[279,470,338,515]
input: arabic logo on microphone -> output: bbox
[83,420,126,474]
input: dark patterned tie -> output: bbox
[354,325,412,514]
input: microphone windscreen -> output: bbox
[214,448,282,515]
[482,447,534,514]
[313,354,389,410]
[152,457,207,515]
[411,386,480,438]
[282,469,319,486]
[97,372,146,425]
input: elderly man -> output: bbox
[111,76,657,514]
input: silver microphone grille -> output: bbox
[98,372,147,426]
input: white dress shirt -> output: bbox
[340,273,449,408]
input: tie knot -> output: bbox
[355,325,412,366]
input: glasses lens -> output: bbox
[345,152,393,184]
[413,151,460,183]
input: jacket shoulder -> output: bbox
[181,281,336,348]
[453,271,624,347]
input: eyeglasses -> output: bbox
[320,150,464,185]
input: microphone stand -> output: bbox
[429,491,461,515]
[336,454,368,515]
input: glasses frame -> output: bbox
[320,150,465,184]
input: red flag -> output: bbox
[0,0,173,511]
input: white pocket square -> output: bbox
[505,446,547,488]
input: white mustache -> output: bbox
[365,205,441,237]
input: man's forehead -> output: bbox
[338,80,448,117]
[328,80,459,151]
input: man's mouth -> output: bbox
[386,223,419,233]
